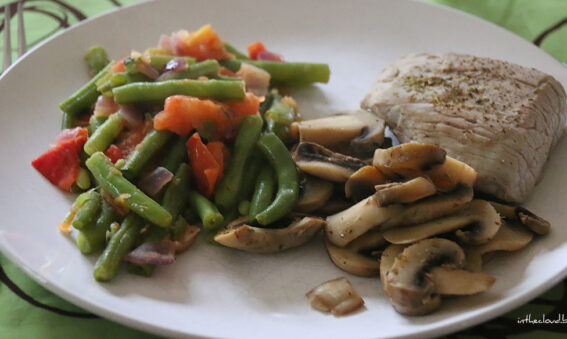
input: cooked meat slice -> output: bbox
[361,53,567,203]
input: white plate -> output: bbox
[1,0,567,338]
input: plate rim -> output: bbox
[1,0,567,338]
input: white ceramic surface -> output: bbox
[1,0,567,338]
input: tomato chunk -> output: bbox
[176,25,232,61]
[31,127,88,191]
[186,133,223,198]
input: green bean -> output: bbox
[238,152,263,200]
[188,190,223,231]
[96,72,149,96]
[238,200,250,216]
[220,59,330,85]
[264,93,296,144]
[162,163,191,217]
[157,60,220,81]
[59,191,90,230]
[249,166,276,218]
[85,152,172,227]
[75,167,91,190]
[254,133,299,225]
[112,79,246,104]
[223,42,249,60]
[76,201,117,255]
[149,55,196,71]
[72,189,102,230]
[59,62,113,120]
[85,45,110,77]
[203,208,238,245]
[214,115,263,210]
[121,130,172,180]
[171,215,189,241]
[88,114,107,136]
[61,112,76,129]
[94,214,144,282]
[83,112,125,155]
[160,136,188,173]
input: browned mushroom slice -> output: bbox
[326,229,386,277]
[380,184,474,230]
[326,195,404,247]
[293,142,366,182]
[374,177,437,206]
[326,184,473,247]
[173,225,201,253]
[306,277,365,316]
[489,201,550,235]
[289,109,385,155]
[425,156,478,191]
[296,176,334,212]
[464,221,534,271]
[430,267,495,295]
[373,143,447,179]
[384,238,465,316]
[380,244,407,285]
[345,166,387,202]
[326,240,381,277]
[384,200,500,245]
[214,216,324,253]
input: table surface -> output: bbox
[1,0,567,338]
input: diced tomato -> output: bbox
[206,141,228,173]
[112,57,127,73]
[105,122,150,163]
[247,41,266,60]
[186,133,223,198]
[154,96,231,139]
[175,25,232,61]
[224,92,261,125]
[104,145,123,163]
[219,66,237,77]
[31,127,89,191]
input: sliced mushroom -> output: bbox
[380,244,407,284]
[316,198,353,215]
[384,238,465,315]
[374,177,437,206]
[326,184,473,247]
[214,216,324,253]
[464,221,534,271]
[429,267,495,295]
[326,195,404,247]
[348,228,387,252]
[373,143,447,179]
[306,277,365,316]
[326,240,381,277]
[380,184,474,230]
[383,200,501,245]
[290,109,385,157]
[293,142,366,182]
[489,201,550,235]
[425,156,478,191]
[454,200,502,245]
[326,229,386,277]
[345,166,387,202]
[296,176,334,212]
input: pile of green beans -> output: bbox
[53,39,329,282]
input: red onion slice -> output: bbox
[257,50,284,62]
[135,61,160,80]
[138,166,174,196]
[165,57,189,72]
[93,95,119,118]
[157,34,174,54]
[118,105,144,130]
[237,63,271,97]
[125,241,176,265]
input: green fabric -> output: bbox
[1,0,567,338]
